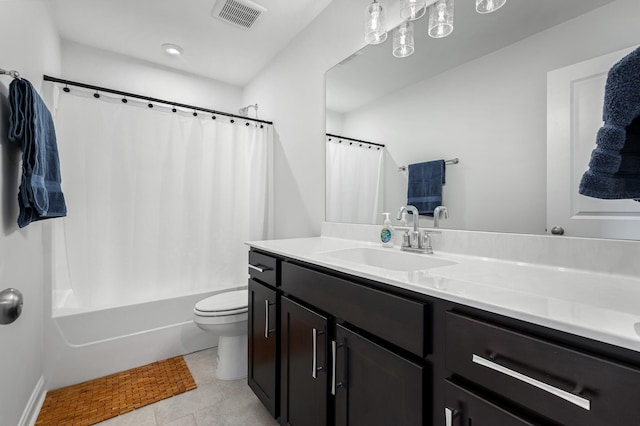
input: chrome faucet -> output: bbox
[433,206,448,228]
[397,205,432,254]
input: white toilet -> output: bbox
[193,289,248,380]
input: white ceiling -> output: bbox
[326,0,615,113]
[49,0,334,87]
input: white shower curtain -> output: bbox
[52,89,271,308]
[326,137,383,224]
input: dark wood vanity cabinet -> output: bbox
[333,324,424,426]
[248,251,280,418]
[248,248,640,426]
[444,311,640,426]
[280,297,329,426]
[280,261,426,426]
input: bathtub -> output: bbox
[44,287,244,390]
[42,223,249,390]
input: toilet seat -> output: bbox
[193,289,248,317]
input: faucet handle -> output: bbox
[402,230,411,248]
[422,230,434,254]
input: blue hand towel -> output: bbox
[579,46,640,201]
[407,160,445,216]
[8,78,67,228]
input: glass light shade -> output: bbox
[400,0,427,21]
[393,21,415,58]
[428,0,454,39]
[476,0,506,14]
[162,43,183,56]
[365,0,388,45]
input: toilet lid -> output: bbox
[195,289,248,315]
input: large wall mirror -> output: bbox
[325,0,640,239]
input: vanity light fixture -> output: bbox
[365,0,388,45]
[400,0,427,21]
[428,0,454,39]
[476,0,506,14]
[364,0,507,58]
[393,21,415,58]
[162,43,183,56]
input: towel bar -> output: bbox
[398,158,459,171]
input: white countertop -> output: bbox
[248,236,640,353]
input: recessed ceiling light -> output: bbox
[162,43,183,56]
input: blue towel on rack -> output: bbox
[8,78,67,228]
[579,46,640,201]
[407,160,445,216]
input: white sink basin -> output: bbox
[321,247,458,272]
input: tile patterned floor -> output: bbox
[96,348,279,426]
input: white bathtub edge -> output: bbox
[45,315,218,390]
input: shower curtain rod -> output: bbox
[326,133,385,148]
[43,75,274,126]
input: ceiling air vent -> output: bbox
[211,0,266,30]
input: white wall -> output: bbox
[340,0,640,234]
[325,109,344,135]
[0,1,61,424]
[243,0,383,238]
[60,40,243,114]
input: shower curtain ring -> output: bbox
[93,91,100,99]
[63,83,70,93]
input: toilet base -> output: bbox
[215,335,247,380]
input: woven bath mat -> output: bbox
[35,355,197,426]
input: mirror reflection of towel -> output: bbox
[579,46,640,201]
[407,160,445,216]
[8,78,67,228]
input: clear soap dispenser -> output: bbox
[380,212,394,248]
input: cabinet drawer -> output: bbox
[282,262,428,357]
[445,380,538,426]
[249,251,278,287]
[446,311,640,426]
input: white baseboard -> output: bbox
[18,376,46,426]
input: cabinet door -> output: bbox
[281,297,329,426]
[248,279,278,418]
[334,324,424,426]
[444,380,539,426]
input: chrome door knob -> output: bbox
[0,288,23,325]
[550,226,565,235]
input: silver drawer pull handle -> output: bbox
[472,354,591,411]
[444,407,459,426]
[331,340,337,395]
[249,264,272,273]
[264,300,270,338]
[264,299,275,339]
[312,328,318,378]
